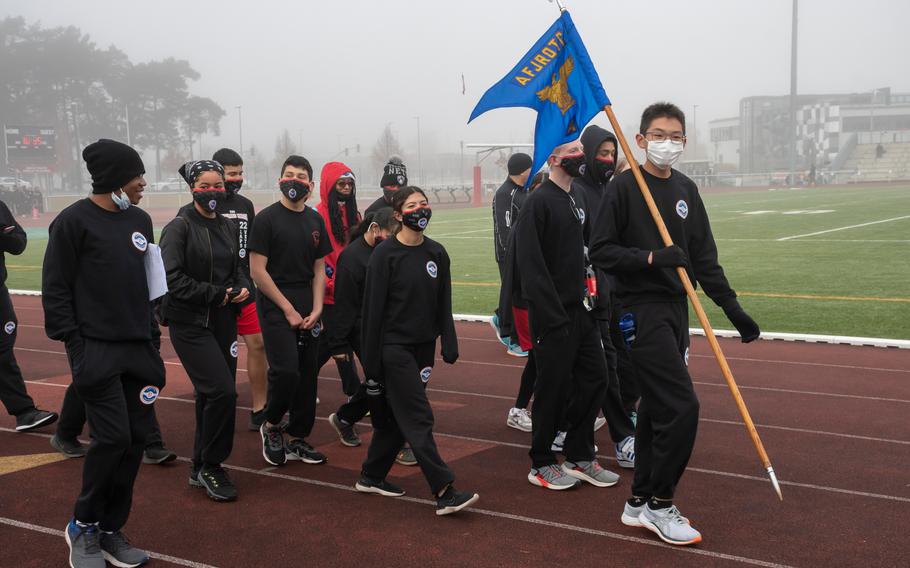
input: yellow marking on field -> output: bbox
[0,453,67,476]
[452,281,910,303]
[5,265,40,270]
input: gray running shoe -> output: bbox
[527,464,580,490]
[99,530,149,567]
[615,435,635,469]
[65,519,104,568]
[286,439,326,464]
[329,413,362,447]
[561,460,620,488]
[506,407,532,432]
[639,505,702,545]
[395,446,417,466]
[189,465,203,488]
[622,500,689,527]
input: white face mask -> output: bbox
[111,190,131,211]
[646,139,684,169]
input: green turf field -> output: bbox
[7,184,910,339]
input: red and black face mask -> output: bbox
[279,179,311,202]
[192,186,226,212]
[401,206,432,232]
[559,152,586,177]
[594,155,616,182]
[224,178,243,196]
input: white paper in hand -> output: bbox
[144,243,168,300]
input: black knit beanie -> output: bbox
[380,157,408,187]
[507,153,533,175]
[82,139,145,194]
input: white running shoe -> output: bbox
[561,460,620,488]
[639,504,701,545]
[594,416,607,431]
[615,435,635,469]
[550,430,566,453]
[622,500,689,527]
[506,407,533,432]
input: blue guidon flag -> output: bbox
[468,10,610,182]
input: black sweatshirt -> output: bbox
[360,236,458,382]
[327,236,373,355]
[513,180,586,341]
[42,198,158,343]
[589,167,737,308]
[215,192,256,307]
[0,200,27,285]
[364,196,392,216]
[491,178,526,263]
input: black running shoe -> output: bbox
[189,464,203,488]
[198,465,238,502]
[15,408,58,431]
[248,409,266,432]
[260,423,287,466]
[142,444,177,465]
[329,412,362,447]
[286,439,326,464]
[355,475,405,497]
[435,486,479,516]
[50,434,88,458]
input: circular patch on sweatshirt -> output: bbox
[238,248,246,259]
[676,200,689,219]
[420,366,433,383]
[426,261,438,278]
[230,341,239,358]
[684,347,690,366]
[131,231,148,252]
[310,321,323,338]
[4,321,16,334]
[577,208,586,224]
[140,385,160,405]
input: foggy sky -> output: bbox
[5,0,909,172]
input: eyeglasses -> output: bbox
[645,131,686,143]
[336,180,354,188]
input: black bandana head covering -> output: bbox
[178,160,225,187]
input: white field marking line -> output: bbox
[22,375,910,447]
[691,380,910,404]
[715,238,910,243]
[0,516,220,568]
[777,214,910,241]
[686,353,910,375]
[0,428,792,568]
[429,227,493,238]
[16,383,910,504]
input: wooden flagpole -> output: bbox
[602,105,782,500]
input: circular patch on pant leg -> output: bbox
[140,385,160,405]
[230,341,239,358]
[420,366,433,383]
[3,321,15,334]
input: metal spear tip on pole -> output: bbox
[767,467,783,501]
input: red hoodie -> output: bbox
[317,161,360,305]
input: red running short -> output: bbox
[237,302,261,336]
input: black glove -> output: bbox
[650,245,688,268]
[723,303,760,343]
[442,351,458,365]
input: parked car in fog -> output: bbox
[0,177,32,190]
[149,178,184,192]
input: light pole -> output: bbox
[413,116,422,185]
[236,105,243,156]
[788,0,799,178]
[692,104,698,159]
[125,103,131,146]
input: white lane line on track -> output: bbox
[0,516,220,568]
[0,429,792,568]
[776,214,910,241]
[13,385,910,504]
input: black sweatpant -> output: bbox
[529,305,607,468]
[0,287,35,416]
[316,304,362,396]
[610,294,641,413]
[259,291,318,439]
[495,261,517,343]
[57,383,165,448]
[625,301,699,500]
[514,350,536,409]
[361,342,455,495]
[67,338,165,530]
[597,319,636,444]
[169,307,238,468]
[334,330,369,426]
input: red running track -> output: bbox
[1,295,908,567]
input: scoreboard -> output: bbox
[5,126,57,171]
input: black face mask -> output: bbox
[193,189,225,212]
[382,187,399,203]
[559,153,586,177]
[594,156,615,183]
[224,179,243,196]
[335,188,353,202]
[280,179,310,202]
[401,206,432,232]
